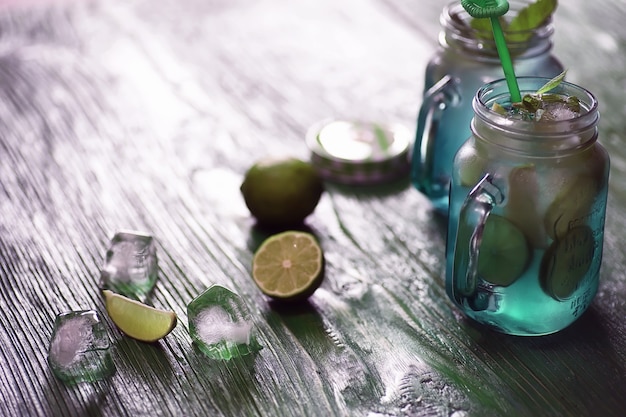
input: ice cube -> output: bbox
[99,231,157,301]
[536,101,580,122]
[48,310,115,384]
[195,307,253,345]
[187,285,262,360]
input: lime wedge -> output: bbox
[252,231,324,301]
[103,290,177,342]
[505,165,548,248]
[544,175,598,240]
[478,215,530,286]
[540,226,595,300]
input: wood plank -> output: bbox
[1,0,625,416]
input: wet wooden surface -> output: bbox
[1,0,625,416]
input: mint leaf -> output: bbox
[535,70,567,95]
[468,0,558,43]
[511,70,575,120]
[470,17,504,33]
[507,0,558,42]
[521,95,542,113]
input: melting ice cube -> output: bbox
[48,310,115,384]
[187,285,261,360]
[99,231,157,301]
[536,101,580,122]
[195,307,253,345]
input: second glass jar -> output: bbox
[410,0,564,213]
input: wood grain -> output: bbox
[1,0,625,416]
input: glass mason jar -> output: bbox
[446,77,610,336]
[411,0,564,213]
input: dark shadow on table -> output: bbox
[112,336,177,384]
[246,223,321,253]
[325,176,450,239]
[262,298,339,358]
[322,175,412,198]
[459,303,626,412]
[183,342,263,415]
[43,371,112,417]
[463,303,621,353]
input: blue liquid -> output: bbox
[446,144,609,335]
[447,216,604,336]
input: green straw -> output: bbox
[461,0,521,102]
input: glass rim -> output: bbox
[475,76,599,123]
[471,77,600,151]
[441,0,556,55]
[443,0,555,35]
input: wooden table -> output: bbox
[2,0,625,416]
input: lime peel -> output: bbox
[103,290,177,342]
[240,157,324,229]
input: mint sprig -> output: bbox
[470,0,558,42]
[534,70,566,95]
[507,0,558,42]
[510,70,580,118]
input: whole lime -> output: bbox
[240,157,324,228]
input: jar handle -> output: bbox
[412,75,460,190]
[451,174,504,303]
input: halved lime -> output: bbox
[102,290,177,342]
[540,226,595,300]
[477,215,530,286]
[544,175,598,240]
[252,231,324,301]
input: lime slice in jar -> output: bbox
[505,165,548,248]
[544,175,598,240]
[478,215,531,286]
[540,226,595,300]
[457,143,487,187]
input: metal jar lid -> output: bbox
[306,119,411,185]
